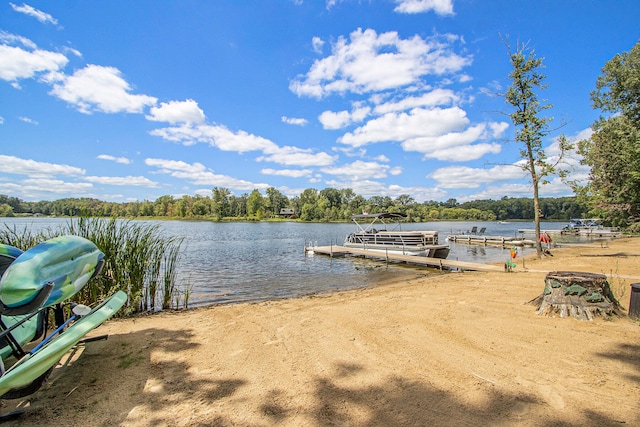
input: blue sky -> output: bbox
[1,1,638,203]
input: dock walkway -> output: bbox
[308,245,504,272]
[446,235,535,247]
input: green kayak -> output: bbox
[0,236,104,310]
[0,290,127,398]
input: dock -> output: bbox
[517,229,566,236]
[518,228,622,237]
[446,235,536,247]
[307,245,504,272]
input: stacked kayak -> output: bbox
[0,236,126,399]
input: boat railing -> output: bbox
[347,231,439,247]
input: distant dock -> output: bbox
[446,235,536,247]
[518,228,622,237]
[307,245,504,273]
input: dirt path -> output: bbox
[3,238,640,426]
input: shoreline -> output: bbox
[3,236,640,426]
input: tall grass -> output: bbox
[0,224,55,249]
[0,218,186,314]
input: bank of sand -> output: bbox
[3,237,640,426]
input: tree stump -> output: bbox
[528,271,624,321]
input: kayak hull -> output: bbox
[0,236,104,310]
[0,290,127,398]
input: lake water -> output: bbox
[1,218,576,307]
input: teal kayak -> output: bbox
[0,236,104,310]
[0,245,42,360]
[0,290,127,397]
[0,314,43,361]
[0,244,23,278]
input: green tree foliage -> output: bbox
[0,191,586,222]
[578,40,640,227]
[504,40,571,256]
[246,189,265,218]
[265,187,288,217]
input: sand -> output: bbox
[2,237,640,426]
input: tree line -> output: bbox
[0,191,587,223]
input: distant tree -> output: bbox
[320,188,342,209]
[230,193,248,217]
[0,203,14,217]
[441,198,458,208]
[503,39,571,257]
[212,187,231,219]
[265,187,289,217]
[578,40,640,227]
[246,189,265,218]
[340,188,356,206]
[348,195,366,215]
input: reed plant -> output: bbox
[1,217,185,314]
[66,217,184,314]
[0,224,57,250]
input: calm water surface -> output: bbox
[1,218,577,307]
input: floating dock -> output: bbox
[518,228,622,237]
[517,229,566,236]
[446,235,536,247]
[307,245,504,272]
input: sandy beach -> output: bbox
[2,237,640,426]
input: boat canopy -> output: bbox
[568,218,602,227]
[351,212,407,220]
[350,212,407,232]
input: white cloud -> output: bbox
[394,0,454,16]
[0,154,85,178]
[318,110,351,130]
[339,106,469,147]
[324,178,447,202]
[17,116,38,125]
[426,142,502,161]
[462,182,533,201]
[319,104,371,130]
[146,99,205,124]
[97,154,132,164]
[290,28,471,98]
[261,168,313,178]
[373,88,458,114]
[151,123,337,167]
[321,160,402,180]
[0,44,68,87]
[85,175,159,187]
[462,176,578,201]
[150,123,278,152]
[63,46,82,57]
[337,105,508,161]
[312,36,324,54]
[402,123,506,160]
[429,165,527,189]
[281,116,308,126]
[257,146,337,167]
[49,64,157,114]
[0,31,37,49]
[0,178,93,201]
[10,3,59,25]
[145,158,268,191]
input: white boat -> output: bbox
[343,213,450,259]
[561,218,621,236]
